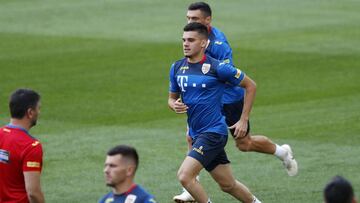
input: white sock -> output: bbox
[207,198,212,203]
[274,144,287,160]
[253,196,262,203]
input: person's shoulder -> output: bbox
[206,55,221,66]
[135,185,156,202]
[173,57,187,66]
[210,26,228,41]
[1,126,41,146]
[171,57,187,72]
[98,191,113,203]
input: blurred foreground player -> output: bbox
[0,89,45,203]
[324,176,357,203]
[99,145,156,203]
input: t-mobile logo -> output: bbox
[177,76,188,92]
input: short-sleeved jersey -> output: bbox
[206,26,245,104]
[99,184,156,203]
[0,124,43,203]
[169,55,245,139]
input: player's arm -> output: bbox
[217,64,256,139]
[168,92,188,114]
[168,63,188,114]
[235,75,257,138]
[24,171,45,203]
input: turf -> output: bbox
[0,0,359,202]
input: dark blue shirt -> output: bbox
[169,55,245,139]
[206,26,245,104]
[98,184,156,203]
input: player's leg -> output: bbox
[173,128,197,203]
[209,163,261,203]
[177,156,208,203]
[224,100,298,176]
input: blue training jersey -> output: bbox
[206,26,244,104]
[169,55,245,139]
[98,184,156,203]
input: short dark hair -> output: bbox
[107,145,139,171]
[9,89,40,119]
[188,2,212,17]
[324,176,355,203]
[183,22,209,39]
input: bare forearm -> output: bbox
[241,81,256,121]
[28,191,45,203]
[168,98,177,111]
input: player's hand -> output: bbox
[173,98,188,114]
[228,119,248,139]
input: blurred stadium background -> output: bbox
[1,0,359,202]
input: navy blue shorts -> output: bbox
[188,133,230,172]
[222,100,250,137]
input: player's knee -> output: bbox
[177,170,191,187]
[236,141,251,152]
[219,181,236,193]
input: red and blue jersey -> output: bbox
[0,124,43,203]
[206,26,245,104]
[169,55,245,139]
[99,184,156,203]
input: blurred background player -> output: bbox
[169,22,261,203]
[173,2,298,202]
[324,176,357,203]
[0,89,45,203]
[99,145,156,203]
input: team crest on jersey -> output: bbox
[201,63,211,74]
[0,149,10,164]
[125,194,137,203]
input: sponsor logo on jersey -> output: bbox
[125,194,137,203]
[3,128,11,133]
[0,149,10,164]
[193,146,204,155]
[235,69,242,79]
[222,59,230,64]
[177,76,188,92]
[201,63,211,74]
[214,41,223,45]
[149,198,157,203]
[27,161,41,168]
[32,141,40,146]
[105,197,114,203]
[180,66,189,74]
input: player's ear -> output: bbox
[201,39,207,48]
[126,165,136,176]
[205,16,211,25]
[26,108,34,119]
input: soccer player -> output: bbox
[324,176,357,203]
[0,89,45,203]
[99,145,157,203]
[174,2,298,202]
[168,22,261,203]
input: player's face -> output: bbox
[28,101,41,127]
[183,31,207,58]
[103,155,134,188]
[186,10,211,26]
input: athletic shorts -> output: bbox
[188,133,230,172]
[222,100,250,137]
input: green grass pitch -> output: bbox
[1,0,359,202]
